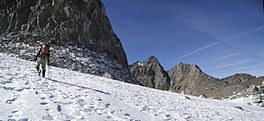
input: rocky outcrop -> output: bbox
[0,0,136,82]
[168,63,228,98]
[129,56,170,90]
[228,85,264,107]
[258,76,264,84]
[219,73,262,97]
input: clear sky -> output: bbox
[101,0,264,78]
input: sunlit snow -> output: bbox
[1,53,264,121]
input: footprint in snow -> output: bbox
[57,105,62,112]
[18,118,29,121]
[105,103,111,108]
[6,98,17,104]
[15,88,24,92]
[124,113,130,116]
[3,86,15,90]
[24,87,30,90]
[40,102,48,105]
[0,80,12,84]
[7,119,16,121]
[11,110,18,113]
[49,95,54,99]
[42,114,53,120]
[184,96,191,100]
[166,114,171,118]
[234,106,244,110]
[8,118,29,121]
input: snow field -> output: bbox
[1,53,264,121]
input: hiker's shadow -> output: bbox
[46,78,111,95]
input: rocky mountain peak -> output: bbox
[170,63,203,76]
[167,63,227,98]
[145,56,164,69]
[129,56,170,90]
[147,56,159,63]
[178,63,200,68]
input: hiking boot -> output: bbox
[38,70,41,76]
[42,70,46,78]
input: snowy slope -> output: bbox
[1,53,264,121]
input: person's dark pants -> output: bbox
[36,55,48,77]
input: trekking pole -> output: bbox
[48,66,51,78]
[47,65,49,78]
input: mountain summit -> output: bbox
[168,63,227,98]
[129,56,170,90]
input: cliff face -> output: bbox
[0,0,135,82]
[129,56,170,90]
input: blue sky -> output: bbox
[101,0,264,78]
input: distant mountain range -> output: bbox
[129,56,263,98]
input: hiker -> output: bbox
[34,42,50,77]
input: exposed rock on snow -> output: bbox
[228,84,264,107]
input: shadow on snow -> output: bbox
[46,78,111,95]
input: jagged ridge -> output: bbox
[130,56,264,98]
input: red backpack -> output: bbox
[41,43,49,55]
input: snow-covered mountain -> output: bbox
[1,53,264,121]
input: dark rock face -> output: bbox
[0,0,135,83]
[168,63,228,98]
[129,56,170,90]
